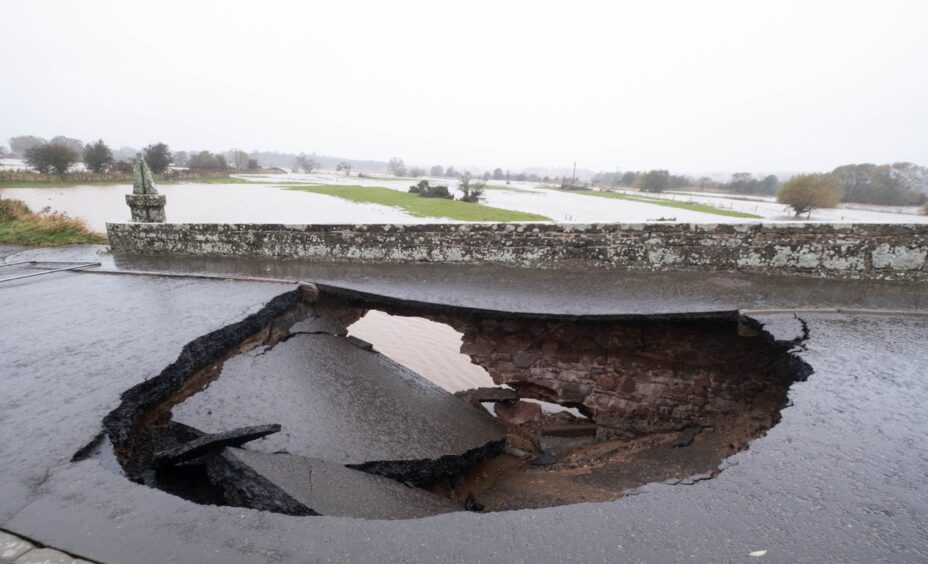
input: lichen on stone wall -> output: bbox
[105,222,928,281]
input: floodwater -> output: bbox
[0,182,425,232]
[3,168,927,231]
[348,311,493,393]
[347,311,580,416]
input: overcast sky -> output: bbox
[1,0,926,174]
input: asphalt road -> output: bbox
[1,247,927,563]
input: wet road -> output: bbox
[1,248,927,562]
[9,245,928,316]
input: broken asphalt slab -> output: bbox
[172,333,505,469]
[154,424,281,466]
[217,448,461,519]
[289,312,348,336]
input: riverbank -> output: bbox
[0,199,104,246]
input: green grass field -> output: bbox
[287,185,550,221]
[566,189,762,219]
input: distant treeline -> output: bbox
[591,170,782,195]
[591,163,928,206]
[0,169,231,185]
[3,135,276,177]
[5,134,925,206]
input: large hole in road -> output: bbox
[87,285,812,519]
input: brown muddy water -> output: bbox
[348,311,493,393]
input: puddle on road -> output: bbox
[85,286,812,518]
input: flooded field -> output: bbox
[0,182,423,231]
[3,167,927,228]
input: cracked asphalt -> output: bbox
[1,246,927,563]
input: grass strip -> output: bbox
[566,189,762,219]
[287,184,549,221]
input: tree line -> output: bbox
[385,158,566,183]
[591,162,927,207]
[5,135,262,176]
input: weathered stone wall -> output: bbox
[106,222,928,280]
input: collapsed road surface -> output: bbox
[1,246,928,563]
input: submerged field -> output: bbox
[2,167,926,226]
[287,184,551,221]
[565,189,763,219]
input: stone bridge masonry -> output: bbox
[105,222,928,281]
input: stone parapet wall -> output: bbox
[106,222,928,281]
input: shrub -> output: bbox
[143,143,172,173]
[0,198,104,246]
[82,139,115,173]
[777,173,844,217]
[409,180,453,199]
[458,174,485,203]
[0,198,31,221]
[24,143,80,175]
[424,184,453,198]
[635,170,671,192]
[188,151,227,171]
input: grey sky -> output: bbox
[1,0,926,174]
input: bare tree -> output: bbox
[293,153,317,173]
[336,161,353,176]
[387,157,406,177]
[229,149,250,170]
[458,173,486,203]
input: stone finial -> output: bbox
[125,154,166,222]
[133,152,159,195]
